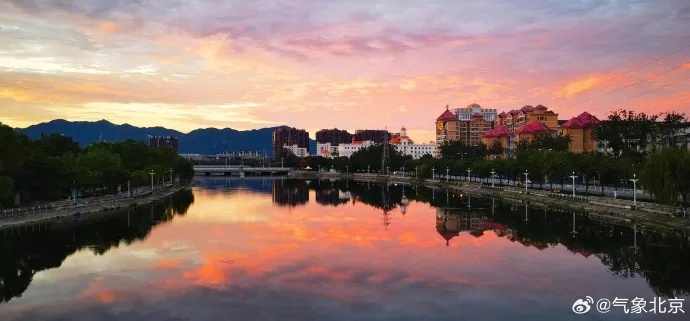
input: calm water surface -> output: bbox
[1,177,689,321]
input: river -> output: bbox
[0,177,688,320]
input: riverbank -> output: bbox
[290,171,690,232]
[0,183,191,230]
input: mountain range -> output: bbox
[17,119,317,156]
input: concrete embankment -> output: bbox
[0,184,191,230]
[290,171,690,232]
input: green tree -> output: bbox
[640,148,690,207]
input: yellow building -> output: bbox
[515,120,554,143]
[436,104,494,148]
[560,112,601,152]
[495,104,559,132]
[482,125,512,158]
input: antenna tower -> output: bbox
[381,127,390,174]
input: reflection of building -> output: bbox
[315,189,350,206]
[273,127,309,158]
[435,208,484,246]
[148,135,179,153]
[272,179,309,207]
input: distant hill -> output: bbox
[17,119,317,156]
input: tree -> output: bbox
[488,140,504,158]
[593,109,658,158]
[439,141,487,160]
[640,148,690,207]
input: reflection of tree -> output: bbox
[315,188,349,207]
[0,189,194,305]
[272,179,309,207]
[332,181,690,298]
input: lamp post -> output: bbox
[402,165,406,177]
[446,167,450,182]
[432,167,436,180]
[466,169,472,182]
[569,171,578,197]
[490,169,496,187]
[346,165,349,175]
[168,168,174,185]
[629,174,638,207]
[127,178,131,197]
[367,165,370,174]
[522,170,529,192]
[149,171,155,190]
[415,166,418,178]
[281,157,284,168]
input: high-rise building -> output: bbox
[354,129,390,144]
[315,128,352,145]
[435,103,495,148]
[272,127,309,158]
[148,135,179,153]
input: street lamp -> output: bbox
[466,169,472,182]
[346,165,349,175]
[367,165,370,173]
[629,173,638,207]
[523,170,529,192]
[149,170,155,190]
[168,168,174,185]
[446,167,450,182]
[569,171,578,197]
[432,167,436,180]
[415,166,418,178]
[402,164,406,177]
[490,169,496,187]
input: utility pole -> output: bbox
[523,170,529,192]
[149,171,155,190]
[569,171,578,197]
[629,173,638,207]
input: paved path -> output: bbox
[0,184,188,229]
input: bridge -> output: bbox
[193,165,291,176]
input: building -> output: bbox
[315,128,352,146]
[148,135,179,153]
[496,104,559,132]
[272,127,309,158]
[316,142,339,158]
[482,125,512,158]
[337,137,375,158]
[515,120,554,144]
[354,129,390,144]
[456,103,498,122]
[283,144,309,157]
[389,126,436,159]
[560,112,602,152]
[435,104,495,149]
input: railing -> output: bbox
[1,183,179,219]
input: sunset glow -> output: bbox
[1,1,689,142]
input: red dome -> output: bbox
[520,105,534,112]
[535,104,548,110]
[516,120,551,134]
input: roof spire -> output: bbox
[446,104,449,110]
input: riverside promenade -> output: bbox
[290,171,690,233]
[0,183,190,230]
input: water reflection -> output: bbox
[0,188,194,305]
[0,179,688,320]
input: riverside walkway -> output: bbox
[0,183,189,229]
[290,171,690,232]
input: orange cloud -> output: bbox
[155,258,184,270]
[556,77,602,99]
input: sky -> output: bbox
[1,0,689,143]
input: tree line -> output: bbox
[289,110,690,207]
[0,123,194,208]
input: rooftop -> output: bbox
[516,120,552,134]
